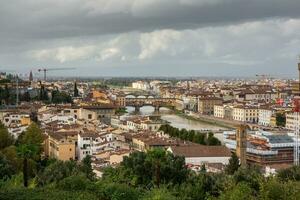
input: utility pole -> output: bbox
[16,75,19,106]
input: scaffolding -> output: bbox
[294,110,300,165]
[294,95,300,165]
[294,59,300,166]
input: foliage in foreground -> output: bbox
[1,121,300,200]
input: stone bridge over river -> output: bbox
[125,97,176,112]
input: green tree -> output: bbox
[20,123,43,153]
[0,123,14,150]
[233,166,262,191]
[39,85,49,101]
[0,152,14,180]
[101,183,140,200]
[225,152,240,175]
[36,160,83,186]
[80,155,95,180]
[3,84,10,104]
[200,164,206,173]
[57,175,91,191]
[259,178,291,200]
[74,82,79,97]
[51,90,72,104]
[17,144,39,187]
[0,188,99,200]
[147,148,166,188]
[177,173,218,200]
[276,113,286,127]
[103,149,188,188]
[193,133,206,145]
[20,123,43,144]
[187,130,195,141]
[179,128,188,140]
[20,91,31,102]
[143,187,176,200]
[219,183,255,200]
[277,165,300,181]
[206,132,221,146]
[1,145,22,174]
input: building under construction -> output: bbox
[224,130,294,167]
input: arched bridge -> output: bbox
[125,94,156,99]
[125,97,176,112]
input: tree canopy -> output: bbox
[0,123,14,150]
[159,124,221,146]
[225,152,240,175]
[1,129,300,200]
[103,149,189,187]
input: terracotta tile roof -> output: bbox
[170,144,231,158]
[198,97,222,101]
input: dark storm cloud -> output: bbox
[0,0,299,40]
[0,0,300,77]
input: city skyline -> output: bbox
[1,0,300,77]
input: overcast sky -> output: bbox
[1,0,300,78]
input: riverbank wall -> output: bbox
[175,111,236,130]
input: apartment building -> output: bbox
[77,131,102,161]
[45,131,77,161]
[235,88,277,103]
[291,81,300,96]
[1,112,31,127]
[232,105,259,123]
[258,107,274,127]
[78,131,129,161]
[198,97,222,115]
[286,112,300,130]
[54,104,116,123]
[126,116,168,131]
[115,95,126,108]
[132,132,180,152]
[132,81,150,90]
[214,104,233,120]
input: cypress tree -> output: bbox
[74,82,79,97]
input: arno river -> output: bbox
[125,106,227,142]
[125,106,225,131]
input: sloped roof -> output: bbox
[170,144,231,158]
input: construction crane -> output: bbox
[38,67,75,81]
[255,74,274,79]
[255,74,283,99]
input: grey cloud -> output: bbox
[0,0,300,77]
[1,0,300,40]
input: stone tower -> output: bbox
[236,124,247,167]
